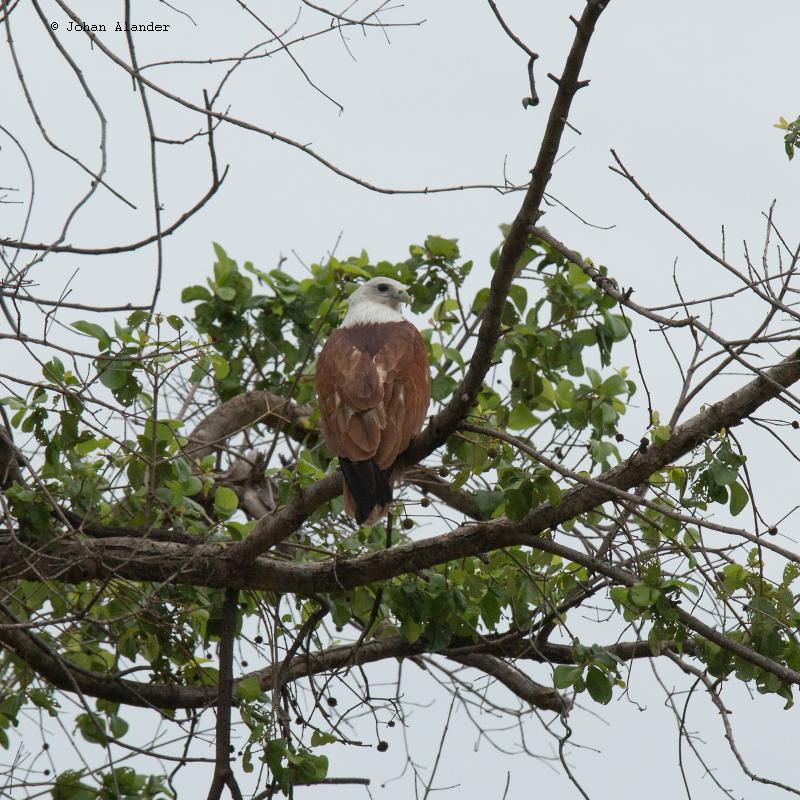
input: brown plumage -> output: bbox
[316,282,430,524]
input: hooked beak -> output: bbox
[397,289,412,305]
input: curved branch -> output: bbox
[185,390,313,462]
[0,166,229,256]
[449,653,567,713]
[0,587,685,712]
[3,343,798,591]
[184,389,483,520]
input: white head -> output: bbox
[341,277,412,327]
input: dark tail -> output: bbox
[339,458,393,524]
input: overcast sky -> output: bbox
[2,1,800,797]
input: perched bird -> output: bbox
[315,278,431,525]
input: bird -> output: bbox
[315,277,431,525]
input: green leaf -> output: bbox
[42,357,65,383]
[237,676,263,702]
[474,490,504,518]
[74,438,99,456]
[209,355,230,380]
[109,714,128,738]
[215,285,236,301]
[425,235,459,260]
[729,481,749,516]
[52,770,97,800]
[167,314,184,331]
[629,584,659,608]
[586,665,613,704]
[710,460,737,487]
[567,261,590,285]
[504,482,533,522]
[182,475,203,497]
[603,312,630,341]
[585,367,602,388]
[72,320,111,351]
[75,713,107,745]
[98,364,128,391]
[553,665,583,689]
[431,374,457,402]
[508,284,528,313]
[508,404,537,430]
[310,730,337,746]
[182,285,213,303]
[652,425,671,445]
[401,617,424,644]
[126,310,149,327]
[214,486,238,515]
[721,563,748,591]
[600,374,628,398]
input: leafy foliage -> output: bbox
[775,114,800,160]
[0,229,796,794]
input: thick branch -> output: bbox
[405,0,608,463]
[185,390,313,463]
[450,653,568,712]
[0,590,682,711]
[207,589,243,800]
[3,345,798,595]
[184,391,482,519]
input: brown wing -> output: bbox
[316,321,430,468]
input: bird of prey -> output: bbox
[315,278,431,525]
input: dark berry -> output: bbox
[402,519,414,530]
[229,745,235,753]
[44,769,50,776]
[255,635,263,644]
[420,498,430,508]
[769,526,778,535]
[793,421,799,429]
[388,721,395,728]
[295,717,303,725]
[327,696,338,707]
[486,448,498,458]
[615,433,624,442]
[377,741,389,752]
[42,743,49,751]
[241,661,248,668]
[438,467,449,478]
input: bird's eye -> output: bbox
[377,283,389,292]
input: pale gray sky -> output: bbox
[2,1,799,797]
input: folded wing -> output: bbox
[316,320,431,522]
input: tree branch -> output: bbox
[185,390,313,463]
[0,586,686,711]
[206,588,243,800]
[449,653,568,712]
[3,343,798,596]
